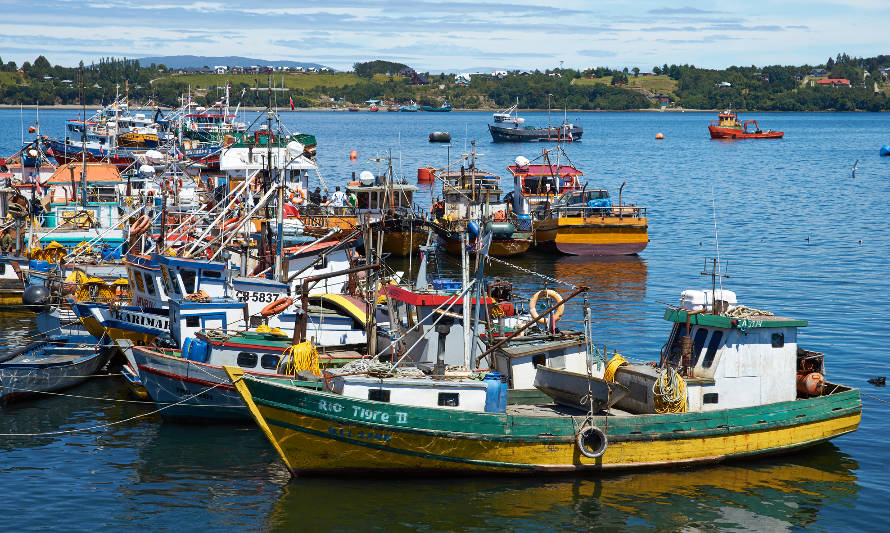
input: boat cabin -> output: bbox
[614,289,814,414]
[711,111,741,129]
[507,162,583,209]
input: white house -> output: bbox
[214,65,228,74]
[492,70,508,79]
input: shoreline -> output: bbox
[0,104,879,113]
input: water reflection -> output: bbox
[266,445,857,532]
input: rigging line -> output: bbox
[0,380,229,437]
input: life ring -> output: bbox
[576,425,608,459]
[261,297,293,317]
[290,188,307,205]
[529,289,564,324]
[221,217,242,231]
[129,215,151,236]
[348,180,360,186]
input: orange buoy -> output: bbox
[349,150,358,160]
[797,372,825,396]
[655,132,664,140]
[417,166,436,183]
[28,126,36,134]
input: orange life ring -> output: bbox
[529,289,564,325]
[221,217,242,231]
[348,180,360,186]
[129,215,151,236]
[261,297,293,317]
[290,188,307,205]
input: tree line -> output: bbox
[2,54,890,111]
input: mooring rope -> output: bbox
[0,381,228,437]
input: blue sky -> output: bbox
[0,0,886,71]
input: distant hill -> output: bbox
[137,55,332,71]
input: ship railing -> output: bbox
[549,205,647,220]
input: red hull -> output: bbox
[708,127,783,140]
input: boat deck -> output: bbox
[507,402,634,418]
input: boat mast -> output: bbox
[81,66,87,210]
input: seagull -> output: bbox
[852,159,859,178]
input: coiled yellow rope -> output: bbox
[282,341,320,376]
[604,353,627,382]
[653,366,687,413]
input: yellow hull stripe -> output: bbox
[255,405,860,473]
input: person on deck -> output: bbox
[309,187,322,205]
[328,186,348,214]
[0,229,13,254]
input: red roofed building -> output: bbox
[816,78,851,87]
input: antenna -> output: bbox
[701,258,730,313]
[711,186,723,295]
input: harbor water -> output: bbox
[1,109,888,531]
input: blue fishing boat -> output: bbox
[0,336,111,402]
[398,101,419,112]
[421,101,452,112]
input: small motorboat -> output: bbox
[708,110,783,139]
[0,336,111,402]
[533,366,629,411]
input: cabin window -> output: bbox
[532,354,546,368]
[260,354,280,370]
[438,393,460,407]
[313,256,329,270]
[771,333,785,348]
[180,269,197,294]
[203,270,221,279]
[144,275,157,296]
[702,331,724,368]
[703,393,719,404]
[237,352,258,368]
[186,317,200,328]
[368,389,390,402]
[161,265,178,295]
[132,270,146,293]
[691,328,709,366]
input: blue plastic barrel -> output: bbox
[29,260,50,272]
[483,372,508,413]
[467,220,480,236]
[182,337,209,363]
[880,145,890,156]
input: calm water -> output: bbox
[1,109,889,531]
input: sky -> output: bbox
[0,0,887,72]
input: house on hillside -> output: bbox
[816,78,851,87]
[214,65,227,74]
[231,66,245,74]
[455,73,471,87]
[492,70,508,79]
[809,68,827,77]
[715,81,732,88]
[399,68,429,85]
